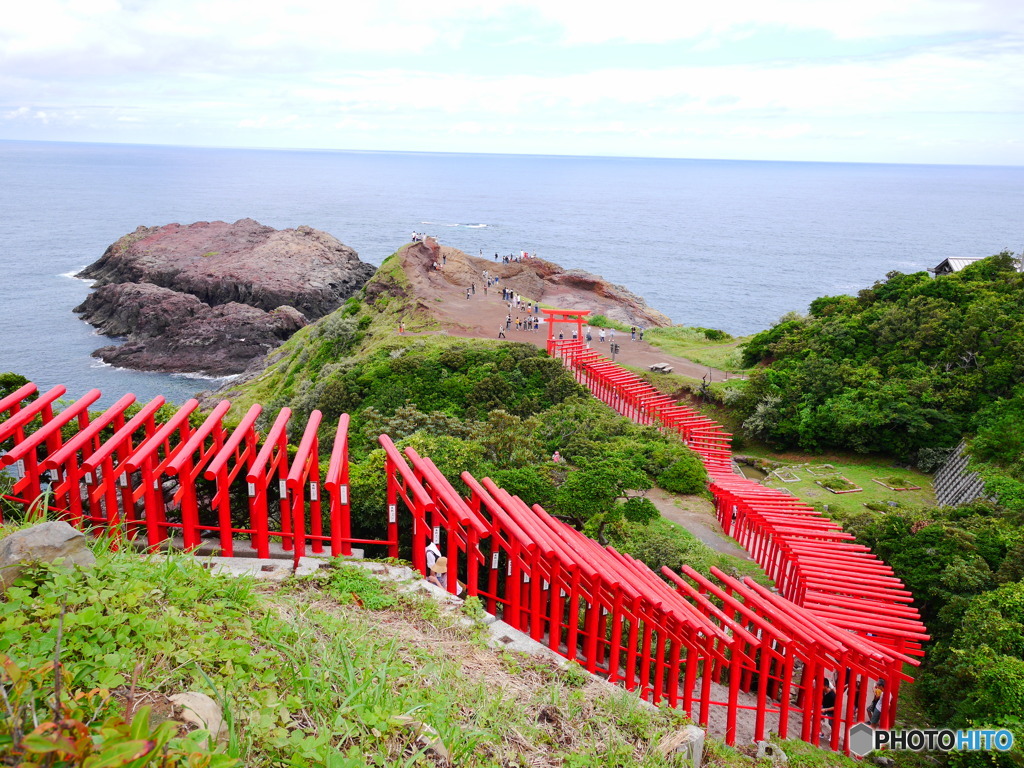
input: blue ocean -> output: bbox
[2,140,1022,405]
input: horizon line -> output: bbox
[1,137,1021,171]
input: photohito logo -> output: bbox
[847,723,1015,757]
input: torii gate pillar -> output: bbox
[543,309,590,354]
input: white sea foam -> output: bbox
[59,266,94,285]
[423,222,488,229]
[172,371,242,383]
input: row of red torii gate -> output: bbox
[0,309,928,754]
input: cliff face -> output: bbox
[79,219,375,318]
[75,219,375,375]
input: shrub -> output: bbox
[656,453,708,495]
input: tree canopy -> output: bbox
[739,252,1024,469]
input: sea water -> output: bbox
[1,140,1022,405]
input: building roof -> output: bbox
[929,256,986,274]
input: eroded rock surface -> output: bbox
[404,240,672,328]
[75,219,375,374]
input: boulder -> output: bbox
[755,741,788,764]
[75,219,375,375]
[656,724,705,768]
[78,219,375,318]
[0,521,96,590]
[78,283,308,376]
[168,692,226,746]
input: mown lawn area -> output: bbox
[739,448,936,517]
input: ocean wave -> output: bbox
[172,371,241,383]
[60,266,94,284]
[419,221,488,229]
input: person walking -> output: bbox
[599,328,606,343]
[497,325,506,339]
[466,288,471,300]
[868,680,886,726]
[820,678,837,740]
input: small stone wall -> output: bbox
[933,440,993,507]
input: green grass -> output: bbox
[1,527,856,767]
[0,537,704,767]
[643,327,752,373]
[738,448,937,517]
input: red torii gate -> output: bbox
[546,336,929,742]
[542,308,589,354]
[1,372,930,753]
[0,385,364,568]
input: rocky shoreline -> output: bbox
[75,219,375,376]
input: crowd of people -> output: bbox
[424,241,648,351]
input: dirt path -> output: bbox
[644,488,752,561]
[401,242,730,382]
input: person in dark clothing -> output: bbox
[820,677,836,738]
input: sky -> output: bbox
[1,0,1023,165]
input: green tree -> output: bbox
[554,458,658,543]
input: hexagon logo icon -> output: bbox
[848,722,875,756]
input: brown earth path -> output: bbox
[400,240,731,383]
[644,488,752,561]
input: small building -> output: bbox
[928,256,987,276]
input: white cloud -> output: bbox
[3,0,1022,74]
[0,0,1021,163]
[505,0,1024,43]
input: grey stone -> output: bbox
[0,521,96,590]
[168,692,226,746]
[755,741,788,764]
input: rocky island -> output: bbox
[75,219,376,376]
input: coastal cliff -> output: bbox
[75,219,375,375]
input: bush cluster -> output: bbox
[839,500,1024,766]
[738,253,1024,464]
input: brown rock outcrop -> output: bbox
[75,219,375,375]
[404,240,672,328]
[77,283,307,376]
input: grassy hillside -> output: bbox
[0,531,857,768]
